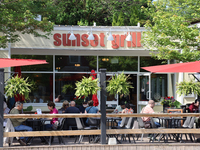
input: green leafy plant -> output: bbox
[23,106,33,112]
[62,84,75,94]
[5,75,32,100]
[73,96,85,106]
[160,96,181,108]
[176,80,200,96]
[106,72,133,96]
[75,76,100,101]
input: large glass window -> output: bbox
[99,56,138,72]
[55,56,96,72]
[21,73,53,103]
[55,73,90,103]
[11,55,53,71]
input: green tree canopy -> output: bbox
[141,0,200,63]
[49,0,150,26]
[0,0,56,48]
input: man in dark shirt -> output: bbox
[65,101,80,113]
[65,101,80,129]
[188,99,200,113]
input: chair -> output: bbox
[66,118,78,130]
[49,118,66,145]
[3,119,19,146]
[149,118,166,143]
[111,117,136,143]
[136,117,145,141]
[74,118,98,143]
[180,116,195,142]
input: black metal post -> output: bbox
[100,68,106,144]
[0,68,4,147]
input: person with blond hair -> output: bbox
[58,100,69,113]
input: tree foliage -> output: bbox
[49,0,150,26]
[141,0,200,63]
[0,0,56,48]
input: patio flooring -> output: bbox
[2,134,200,150]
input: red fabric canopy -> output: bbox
[141,61,200,73]
[0,58,48,68]
[90,70,99,106]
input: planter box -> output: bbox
[163,104,176,113]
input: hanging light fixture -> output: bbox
[69,27,76,40]
[87,28,94,40]
[107,28,114,41]
[126,28,132,41]
[126,32,132,41]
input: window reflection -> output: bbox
[55,56,96,72]
[55,73,90,102]
[21,73,53,103]
[11,55,53,71]
[99,56,138,72]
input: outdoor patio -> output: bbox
[2,135,200,150]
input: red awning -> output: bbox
[141,61,200,73]
[0,58,48,68]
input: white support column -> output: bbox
[53,55,55,102]
[177,72,184,104]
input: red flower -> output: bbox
[167,96,170,99]
[171,96,174,98]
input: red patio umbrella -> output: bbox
[0,58,48,68]
[90,70,99,106]
[0,58,48,101]
[141,61,200,73]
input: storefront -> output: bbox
[2,25,176,112]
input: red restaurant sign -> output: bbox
[53,32,142,49]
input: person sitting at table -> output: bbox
[78,101,88,113]
[58,100,69,113]
[10,101,33,146]
[113,101,125,113]
[188,99,200,113]
[85,100,99,126]
[65,101,80,129]
[45,102,58,130]
[122,103,134,114]
[65,101,80,113]
[4,101,10,127]
[118,103,133,126]
[140,100,160,128]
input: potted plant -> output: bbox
[5,74,32,102]
[160,96,181,112]
[176,80,200,96]
[75,76,100,103]
[62,83,75,94]
[106,72,133,104]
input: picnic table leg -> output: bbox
[0,68,4,148]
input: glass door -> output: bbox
[105,73,118,109]
[137,73,151,112]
